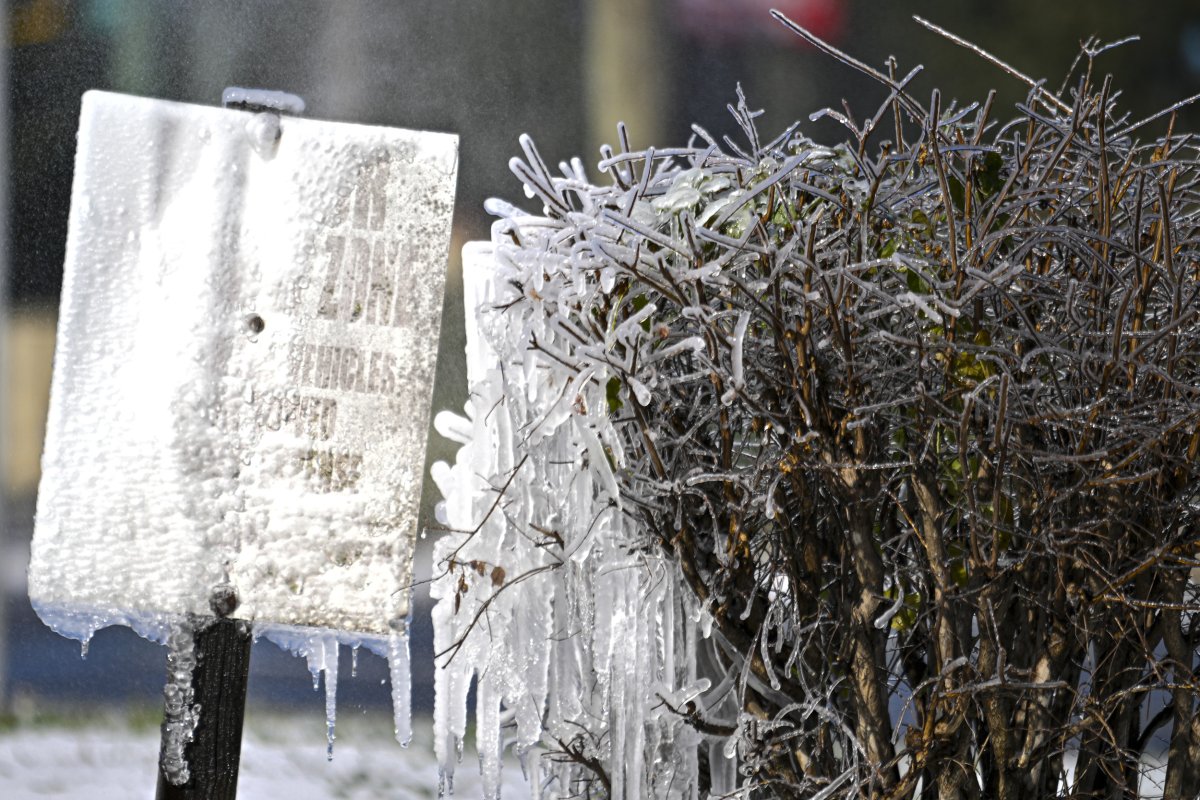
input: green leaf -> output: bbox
[975,151,1005,197]
[884,587,923,631]
[904,267,928,294]
[948,176,965,212]
[911,208,933,237]
[606,377,623,413]
[950,559,969,587]
[631,294,652,332]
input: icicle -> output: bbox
[431,205,743,798]
[80,638,90,659]
[710,738,736,795]
[476,674,502,800]
[388,627,412,747]
[608,578,629,800]
[259,626,344,758]
[438,769,455,799]
[431,595,461,795]
[351,644,359,678]
[297,634,339,759]
[626,591,646,800]
[324,637,338,760]
[730,310,750,391]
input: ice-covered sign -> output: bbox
[29,91,458,644]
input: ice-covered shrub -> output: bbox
[432,19,1200,800]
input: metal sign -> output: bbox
[29,91,458,640]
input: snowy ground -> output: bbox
[0,712,532,799]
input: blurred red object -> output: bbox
[672,0,845,46]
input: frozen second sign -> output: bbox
[29,91,458,642]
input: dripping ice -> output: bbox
[427,140,743,798]
[34,604,417,770]
[260,623,416,759]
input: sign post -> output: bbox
[155,617,252,800]
[27,88,458,795]
[152,90,305,800]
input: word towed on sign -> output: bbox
[28,91,458,641]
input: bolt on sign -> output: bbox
[28,91,458,643]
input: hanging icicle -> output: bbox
[429,146,728,798]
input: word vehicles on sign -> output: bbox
[29,91,458,643]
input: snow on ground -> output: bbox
[0,713,532,799]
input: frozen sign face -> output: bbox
[29,91,458,642]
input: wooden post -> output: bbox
[155,613,252,800]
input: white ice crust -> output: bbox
[29,91,458,644]
[221,87,307,115]
[430,233,716,798]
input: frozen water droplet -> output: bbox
[723,734,738,759]
[629,377,651,406]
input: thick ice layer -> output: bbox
[429,227,716,798]
[30,90,458,639]
[160,621,199,786]
[31,601,177,650]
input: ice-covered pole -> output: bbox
[156,587,252,800]
[153,88,301,800]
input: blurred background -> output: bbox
[2,0,1199,770]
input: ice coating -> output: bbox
[160,621,199,786]
[31,90,457,636]
[29,90,457,754]
[429,232,716,798]
[221,86,306,115]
